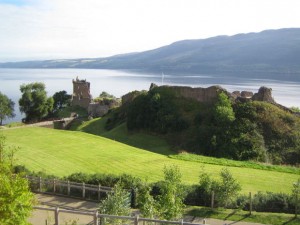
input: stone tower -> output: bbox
[71,77,92,109]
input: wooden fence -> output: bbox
[25,176,115,201]
[34,206,207,225]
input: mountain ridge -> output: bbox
[1,28,300,80]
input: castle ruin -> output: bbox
[71,77,92,108]
[71,77,120,117]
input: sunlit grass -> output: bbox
[1,126,299,194]
[186,206,300,225]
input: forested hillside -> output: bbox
[1,28,300,80]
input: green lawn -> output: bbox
[2,126,299,194]
[186,206,300,225]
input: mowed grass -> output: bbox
[2,126,299,194]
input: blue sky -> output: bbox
[0,0,27,6]
[1,0,300,62]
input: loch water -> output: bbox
[1,68,299,124]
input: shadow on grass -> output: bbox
[186,207,218,218]
[224,210,251,224]
[282,216,300,225]
[70,117,174,155]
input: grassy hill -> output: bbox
[2,125,299,194]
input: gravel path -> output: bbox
[28,194,266,225]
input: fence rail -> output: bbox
[25,175,115,201]
[34,206,206,225]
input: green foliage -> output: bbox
[65,172,142,190]
[292,179,300,216]
[0,134,5,164]
[0,172,35,225]
[252,192,293,213]
[217,168,242,207]
[137,183,157,219]
[253,101,300,164]
[228,118,267,161]
[0,134,35,225]
[0,92,15,125]
[290,106,300,113]
[99,182,131,224]
[156,165,184,220]
[99,91,116,99]
[52,90,71,112]
[127,87,189,133]
[198,168,241,208]
[19,82,54,122]
[104,86,300,165]
[213,92,235,125]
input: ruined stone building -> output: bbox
[71,77,120,117]
[71,77,92,109]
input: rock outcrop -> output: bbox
[252,86,275,103]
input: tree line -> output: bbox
[0,82,71,125]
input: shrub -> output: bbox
[252,192,294,213]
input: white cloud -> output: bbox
[1,0,300,61]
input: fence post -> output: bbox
[82,182,85,198]
[131,188,136,208]
[180,219,183,225]
[295,191,298,218]
[67,181,70,196]
[211,191,215,209]
[55,207,59,225]
[134,215,139,225]
[98,184,101,201]
[53,179,56,193]
[39,177,42,192]
[249,192,252,215]
[93,210,99,225]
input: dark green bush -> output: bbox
[252,192,294,213]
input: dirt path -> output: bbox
[29,194,266,225]
[28,194,99,225]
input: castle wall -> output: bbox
[88,103,110,117]
[167,85,228,103]
[71,77,92,109]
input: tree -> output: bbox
[99,182,131,224]
[0,92,15,125]
[99,91,116,99]
[156,165,184,220]
[0,134,35,225]
[198,168,241,208]
[292,179,300,217]
[217,168,242,207]
[52,90,71,112]
[137,183,157,219]
[213,92,235,125]
[19,82,54,122]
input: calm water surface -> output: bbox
[1,68,299,124]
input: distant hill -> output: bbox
[1,28,300,80]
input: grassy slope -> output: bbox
[2,126,299,194]
[186,206,300,225]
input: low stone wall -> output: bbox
[88,103,110,117]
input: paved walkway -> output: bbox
[29,194,266,225]
[2,117,75,129]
